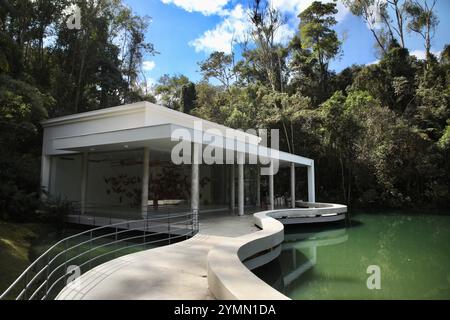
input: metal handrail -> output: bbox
[0,212,194,300]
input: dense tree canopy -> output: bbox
[0,0,449,220]
[191,0,449,209]
[0,0,155,219]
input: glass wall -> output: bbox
[49,154,82,202]
[49,149,263,218]
[86,150,143,218]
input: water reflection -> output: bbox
[254,213,450,299]
[254,222,349,294]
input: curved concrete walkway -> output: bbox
[57,203,347,300]
[57,214,258,300]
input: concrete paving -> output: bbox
[57,212,259,300]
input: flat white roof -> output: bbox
[42,102,313,167]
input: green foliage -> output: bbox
[189,1,449,208]
[36,196,74,226]
[404,0,439,62]
[0,74,53,221]
[438,122,450,150]
[154,74,190,111]
[181,82,197,114]
[198,52,234,89]
[299,1,341,66]
[0,0,156,221]
[0,0,449,219]
[299,1,341,99]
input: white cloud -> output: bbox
[366,49,441,66]
[271,0,350,23]
[161,0,230,16]
[146,77,156,87]
[366,59,379,66]
[142,60,156,71]
[189,4,251,53]
[137,77,156,96]
[188,1,350,54]
[271,0,307,13]
[189,3,299,54]
[410,49,441,60]
[273,23,295,45]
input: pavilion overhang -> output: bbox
[51,123,314,168]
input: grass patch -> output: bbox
[0,221,185,299]
[0,222,55,295]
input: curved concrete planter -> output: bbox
[207,203,347,300]
[207,210,288,300]
[280,201,347,224]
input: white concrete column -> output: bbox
[224,165,229,203]
[141,147,150,218]
[230,164,235,213]
[238,153,244,216]
[40,154,51,199]
[307,163,315,203]
[80,152,89,215]
[290,162,296,208]
[191,143,200,230]
[256,165,261,207]
[269,160,274,211]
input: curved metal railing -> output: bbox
[0,212,194,300]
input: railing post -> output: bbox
[2,216,203,301]
[89,230,93,269]
[167,212,171,244]
[143,225,147,249]
[115,227,118,258]
[185,213,188,240]
[192,213,195,236]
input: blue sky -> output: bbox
[124,0,450,86]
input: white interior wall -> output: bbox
[86,150,142,214]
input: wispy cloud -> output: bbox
[142,60,156,71]
[410,49,441,60]
[365,49,441,66]
[161,0,350,54]
[189,4,250,54]
[161,0,230,16]
[271,0,350,23]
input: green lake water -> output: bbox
[253,212,450,299]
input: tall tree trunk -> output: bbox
[281,120,292,154]
[75,30,89,113]
[425,16,432,67]
[370,28,387,55]
[394,0,405,48]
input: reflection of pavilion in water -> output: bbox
[255,225,348,292]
